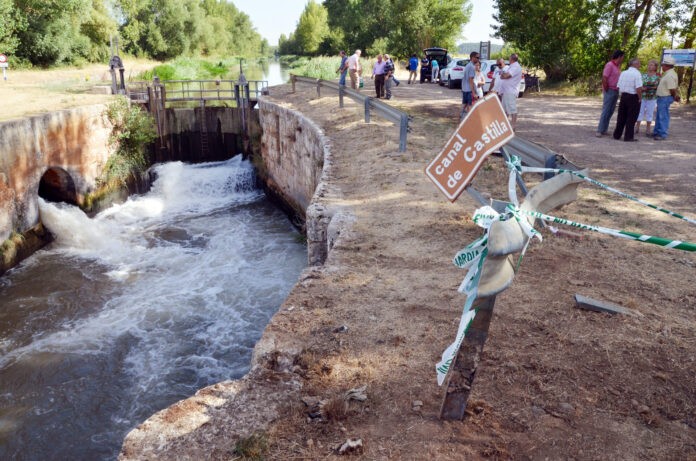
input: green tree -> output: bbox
[0,0,26,57]
[322,0,470,58]
[295,0,330,55]
[494,0,600,80]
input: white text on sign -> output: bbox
[425,94,514,202]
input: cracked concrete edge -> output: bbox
[120,98,356,460]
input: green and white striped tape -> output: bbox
[510,204,696,252]
[436,206,541,386]
[506,156,696,226]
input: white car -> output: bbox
[438,58,469,89]
[481,59,525,97]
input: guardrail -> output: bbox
[290,74,411,152]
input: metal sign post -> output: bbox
[479,41,491,61]
[0,54,8,81]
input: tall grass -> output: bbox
[284,55,374,81]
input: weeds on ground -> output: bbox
[233,433,269,460]
[0,232,25,265]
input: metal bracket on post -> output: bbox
[398,113,408,152]
[500,146,529,196]
[338,85,344,108]
[440,296,496,420]
[364,98,370,123]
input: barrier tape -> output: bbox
[511,204,696,252]
[436,206,541,386]
[506,156,696,226]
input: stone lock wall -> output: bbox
[258,99,351,266]
[0,104,113,242]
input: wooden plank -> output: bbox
[440,296,496,420]
[574,294,642,317]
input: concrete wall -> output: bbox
[0,105,113,242]
[152,107,260,164]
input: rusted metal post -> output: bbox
[440,296,496,420]
[339,85,344,108]
[364,98,370,123]
[316,79,321,98]
[291,75,296,93]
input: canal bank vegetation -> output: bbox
[82,98,155,212]
[1,0,270,69]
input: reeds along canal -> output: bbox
[0,157,307,460]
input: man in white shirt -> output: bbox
[490,57,508,95]
[613,58,643,142]
[347,50,362,90]
[499,53,522,130]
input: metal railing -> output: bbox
[290,74,411,152]
[126,79,269,105]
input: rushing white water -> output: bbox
[0,157,306,460]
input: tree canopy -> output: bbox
[281,0,472,58]
[2,0,269,67]
[494,0,696,80]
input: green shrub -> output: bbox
[102,98,156,185]
[233,433,268,460]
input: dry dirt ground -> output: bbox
[256,77,696,460]
[0,59,156,121]
[122,75,695,460]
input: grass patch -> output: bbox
[542,77,603,97]
[233,433,268,460]
[0,232,25,265]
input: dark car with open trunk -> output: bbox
[420,47,451,83]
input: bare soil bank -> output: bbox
[122,80,696,460]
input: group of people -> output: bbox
[460,51,523,130]
[597,50,681,142]
[336,49,400,99]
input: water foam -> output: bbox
[1,157,306,452]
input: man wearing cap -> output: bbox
[652,55,681,141]
[613,58,643,142]
[596,50,624,137]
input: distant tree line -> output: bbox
[0,0,269,67]
[494,0,696,80]
[278,0,472,58]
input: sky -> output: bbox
[232,0,502,47]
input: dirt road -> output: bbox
[123,76,696,460]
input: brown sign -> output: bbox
[425,94,514,202]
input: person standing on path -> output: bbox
[490,57,508,96]
[384,54,398,99]
[347,49,362,90]
[596,50,624,137]
[337,51,348,86]
[371,54,386,98]
[613,58,643,142]
[431,58,439,83]
[408,55,419,83]
[474,62,485,101]
[652,56,680,141]
[499,53,523,130]
[635,59,660,136]
[420,55,429,83]
[460,51,480,120]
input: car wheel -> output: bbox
[519,91,524,98]
[439,76,444,86]
[447,77,454,89]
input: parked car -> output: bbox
[420,48,451,84]
[438,58,469,89]
[480,60,525,97]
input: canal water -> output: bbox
[0,158,307,459]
